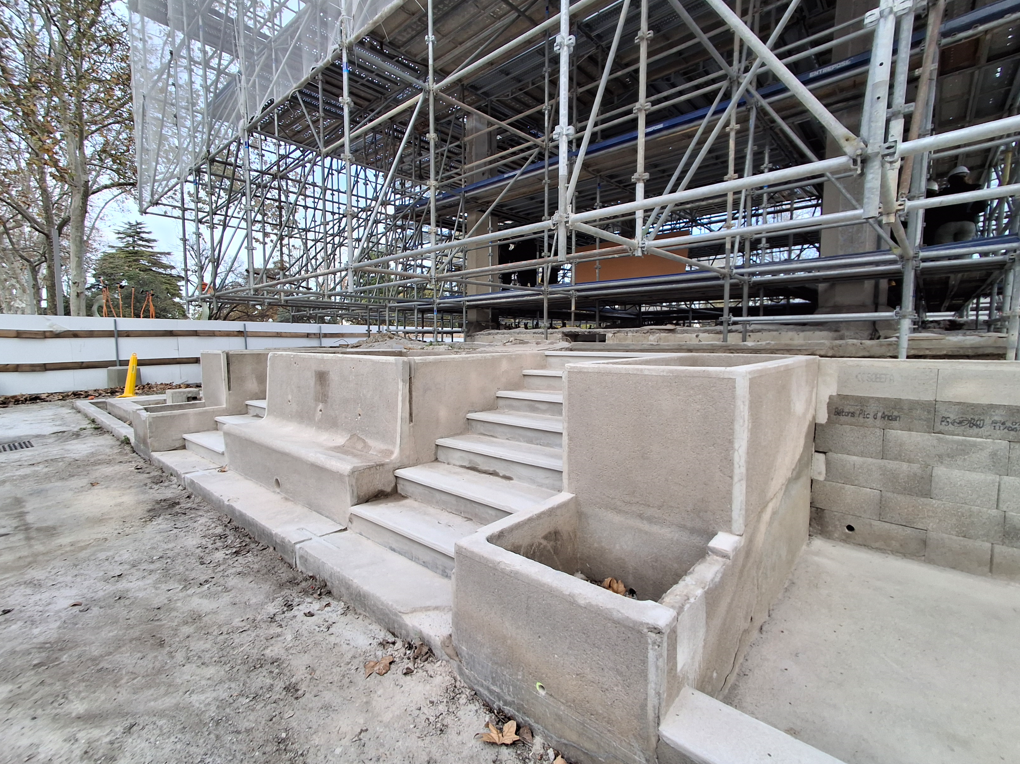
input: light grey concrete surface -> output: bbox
[131,350,269,456]
[455,496,679,764]
[658,688,844,764]
[724,537,1020,764]
[73,399,134,444]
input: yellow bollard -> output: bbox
[118,353,138,398]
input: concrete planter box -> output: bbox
[454,353,818,764]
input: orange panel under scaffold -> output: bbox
[573,240,690,283]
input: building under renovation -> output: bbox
[105,0,1020,762]
[131,0,1020,353]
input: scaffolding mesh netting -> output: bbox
[129,0,399,209]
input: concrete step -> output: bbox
[522,369,563,391]
[435,433,563,491]
[466,409,563,448]
[349,496,481,578]
[215,414,261,430]
[182,430,226,466]
[657,688,845,764]
[295,532,452,660]
[496,389,563,416]
[245,399,267,417]
[396,461,558,525]
[543,350,649,369]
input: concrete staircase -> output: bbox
[181,401,265,467]
[347,362,564,578]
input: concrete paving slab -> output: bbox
[724,537,1020,764]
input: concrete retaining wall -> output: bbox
[811,359,1020,580]
[0,314,366,395]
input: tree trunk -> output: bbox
[67,109,89,316]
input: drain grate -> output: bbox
[0,440,33,452]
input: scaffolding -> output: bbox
[129,0,1020,357]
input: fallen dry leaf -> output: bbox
[518,725,533,744]
[363,655,395,678]
[554,757,568,764]
[602,577,626,595]
[478,720,520,745]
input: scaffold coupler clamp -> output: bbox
[553,34,575,54]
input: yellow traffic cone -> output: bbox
[118,353,138,398]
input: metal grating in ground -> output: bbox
[0,441,33,452]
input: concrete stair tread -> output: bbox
[245,399,267,408]
[395,462,557,514]
[296,532,452,657]
[466,410,563,433]
[182,429,225,454]
[522,369,563,377]
[215,414,261,428]
[351,496,481,557]
[496,390,563,403]
[435,433,563,471]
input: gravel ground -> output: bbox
[0,403,551,764]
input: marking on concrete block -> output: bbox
[935,401,1020,442]
[0,440,33,452]
[827,395,935,433]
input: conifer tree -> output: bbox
[90,222,183,318]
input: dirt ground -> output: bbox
[0,403,551,764]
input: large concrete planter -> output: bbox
[453,353,818,764]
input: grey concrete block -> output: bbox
[931,467,999,510]
[880,492,1004,544]
[925,532,991,576]
[836,363,937,400]
[810,506,926,558]
[999,476,1020,515]
[814,422,883,457]
[935,400,1020,442]
[1011,442,1020,477]
[936,366,1020,406]
[884,430,1009,475]
[811,479,881,519]
[825,453,932,497]
[992,544,1020,581]
[827,394,935,433]
[1004,512,1020,549]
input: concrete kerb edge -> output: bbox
[73,398,134,445]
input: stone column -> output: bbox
[463,114,497,334]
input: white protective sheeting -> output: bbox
[129,0,400,209]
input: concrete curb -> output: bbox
[74,399,134,446]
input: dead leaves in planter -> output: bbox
[363,655,395,678]
[602,577,625,594]
[477,720,520,745]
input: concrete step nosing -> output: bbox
[435,438,562,471]
[466,411,563,433]
[395,471,522,514]
[350,508,456,558]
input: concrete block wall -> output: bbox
[811,360,1020,581]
